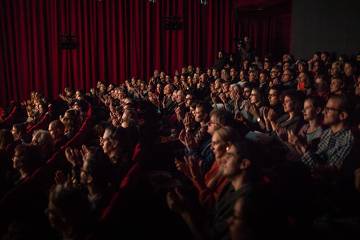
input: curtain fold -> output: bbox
[0,0,291,106]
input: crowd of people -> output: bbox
[1,43,360,239]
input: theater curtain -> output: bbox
[0,0,290,106]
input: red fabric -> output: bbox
[0,0,291,106]
[235,0,292,59]
[100,162,142,222]
[192,161,229,209]
[26,110,53,134]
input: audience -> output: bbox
[1,48,360,239]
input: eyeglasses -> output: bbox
[324,107,342,113]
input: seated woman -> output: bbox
[243,88,267,131]
[168,133,265,240]
[12,144,42,184]
[287,96,324,155]
[176,126,241,210]
[267,90,304,141]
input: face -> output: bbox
[248,72,256,82]
[283,96,294,113]
[222,144,240,179]
[48,123,63,140]
[282,70,292,83]
[194,106,206,123]
[250,90,259,104]
[268,89,279,106]
[303,100,317,121]
[102,130,116,155]
[330,78,342,93]
[176,90,185,103]
[11,126,20,140]
[207,115,220,136]
[243,88,251,99]
[259,73,267,83]
[230,68,237,77]
[323,98,342,126]
[211,132,227,160]
[222,83,230,93]
[344,63,353,77]
[270,68,279,79]
[185,94,193,107]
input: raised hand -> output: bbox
[65,147,83,167]
[287,129,299,145]
[166,187,186,213]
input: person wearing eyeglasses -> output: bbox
[301,95,354,170]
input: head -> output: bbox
[12,144,41,175]
[31,130,53,157]
[208,109,234,135]
[248,71,257,83]
[243,86,252,99]
[281,90,302,114]
[343,62,353,77]
[315,75,328,92]
[194,102,211,123]
[221,141,253,181]
[281,70,293,83]
[330,78,344,94]
[48,120,65,141]
[268,87,280,106]
[250,89,261,104]
[11,123,28,142]
[230,84,241,100]
[80,148,112,189]
[211,127,241,160]
[323,95,350,127]
[270,67,280,80]
[101,126,127,159]
[60,109,78,132]
[259,71,268,84]
[176,90,185,104]
[230,68,238,78]
[185,94,194,108]
[303,97,323,121]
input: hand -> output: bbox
[175,158,191,179]
[54,170,66,185]
[219,93,227,103]
[166,188,187,213]
[184,155,203,182]
[65,147,83,167]
[248,104,259,118]
[267,108,277,122]
[287,130,299,145]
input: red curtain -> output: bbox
[235,0,292,59]
[0,0,290,107]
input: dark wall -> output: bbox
[291,0,360,58]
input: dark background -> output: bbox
[291,0,360,59]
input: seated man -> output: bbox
[301,95,354,170]
[48,120,68,150]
